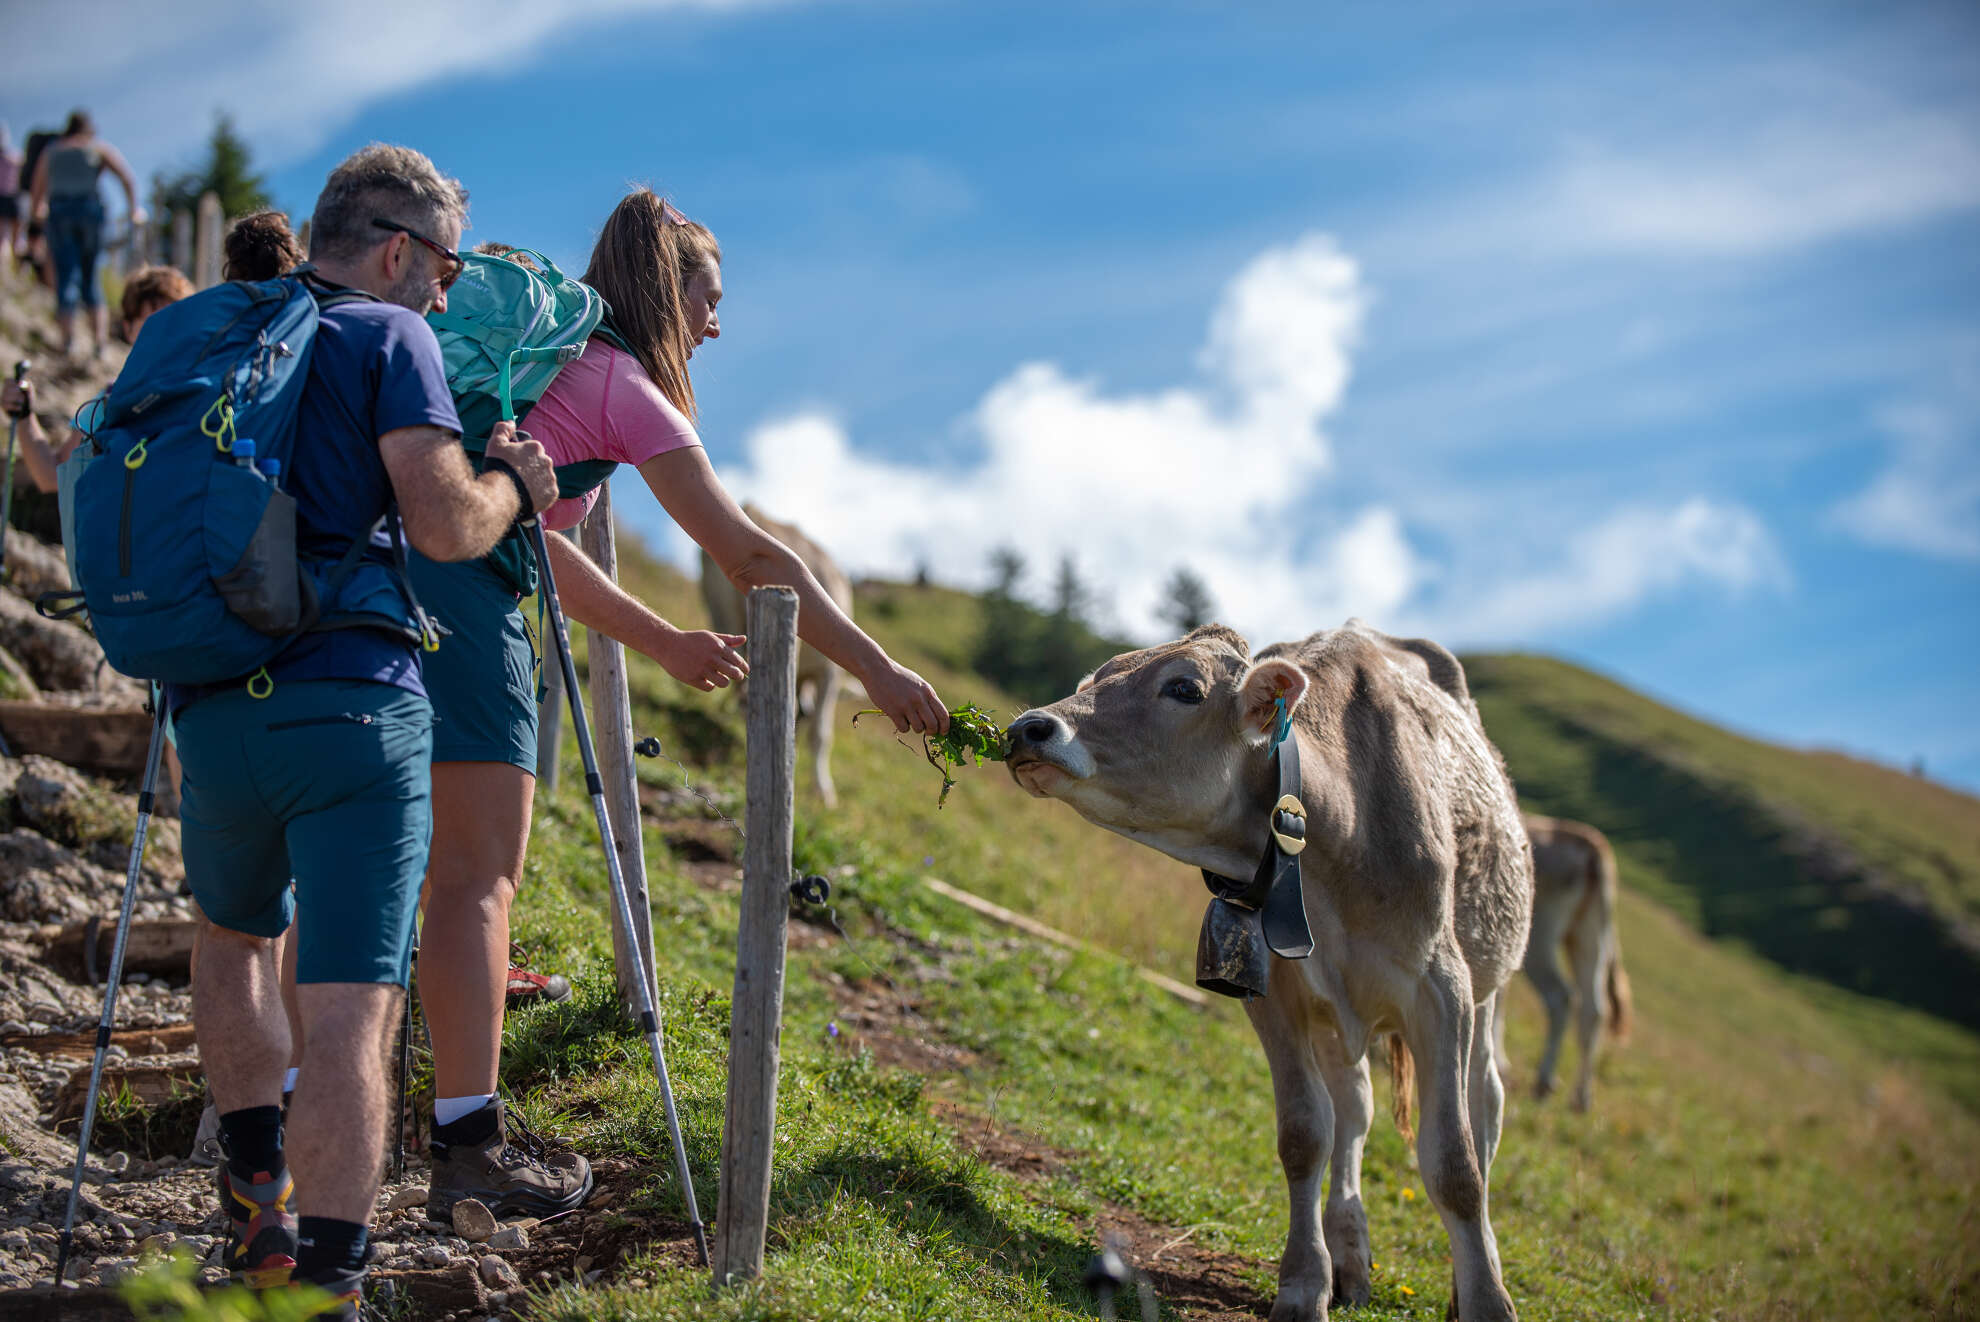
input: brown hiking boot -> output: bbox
[426,1099,592,1221]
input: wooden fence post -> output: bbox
[534,528,576,794]
[578,486,657,1012]
[715,586,798,1284]
[171,210,192,276]
[194,193,223,288]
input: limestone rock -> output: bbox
[0,645,36,701]
[0,829,117,921]
[13,755,125,847]
[450,1198,496,1243]
[486,1224,529,1252]
[0,588,106,693]
[477,1254,518,1288]
[387,1186,428,1211]
[2,530,71,601]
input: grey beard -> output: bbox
[386,261,437,314]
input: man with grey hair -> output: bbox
[179,142,555,1318]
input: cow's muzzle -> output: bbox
[1004,709,1092,794]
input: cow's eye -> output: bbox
[1162,676,1205,704]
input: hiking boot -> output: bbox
[216,1163,298,1288]
[427,1099,592,1220]
[505,942,571,1005]
[293,1264,366,1321]
[505,966,571,1005]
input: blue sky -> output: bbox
[9,0,1978,787]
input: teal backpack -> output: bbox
[426,248,621,596]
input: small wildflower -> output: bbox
[1401,1187,1416,1200]
[1400,1285,1415,1297]
[827,1021,839,1037]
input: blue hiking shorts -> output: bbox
[177,680,433,986]
[409,552,538,774]
[46,195,104,315]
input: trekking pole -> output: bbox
[522,515,710,1267]
[395,941,417,1182]
[1,360,29,575]
[54,699,168,1284]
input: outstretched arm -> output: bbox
[635,446,948,735]
[542,530,746,691]
[99,145,145,225]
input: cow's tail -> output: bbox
[1386,1033,1416,1142]
[1593,834,1633,1044]
[1606,934,1633,1043]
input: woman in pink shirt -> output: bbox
[415,191,948,1211]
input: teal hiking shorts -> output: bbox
[409,551,539,774]
[177,680,433,986]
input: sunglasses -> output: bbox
[372,219,464,290]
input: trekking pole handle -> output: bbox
[5,361,27,419]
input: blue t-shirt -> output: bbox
[171,293,461,708]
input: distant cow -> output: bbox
[1007,622,1531,1322]
[1501,815,1632,1113]
[699,505,852,807]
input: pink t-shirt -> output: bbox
[525,339,702,530]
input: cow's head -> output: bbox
[1005,624,1309,877]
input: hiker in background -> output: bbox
[224,210,306,283]
[177,143,554,1318]
[406,188,947,1221]
[28,110,144,359]
[2,265,194,494]
[0,126,22,274]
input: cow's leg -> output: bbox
[1492,996,1511,1088]
[810,664,841,808]
[1562,910,1609,1113]
[1246,994,1334,1322]
[1467,992,1509,1310]
[1411,963,1516,1322]
[1521,891,1574,1101]
[1313,1030,1372,1307]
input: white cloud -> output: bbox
[1421,498,1790,644]
[712,233,1398,643]
[0,0,782,177]
[1832,396,1980,561]
[1550,104,1980,255]
[690,232,1778,652]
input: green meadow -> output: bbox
[486,550,1978,1321]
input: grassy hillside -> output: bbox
[500,548,1977,1320]
[1464,653,1980,1041]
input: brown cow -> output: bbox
[699,505,853,806]
[1007,622,1531,1321]
[1500,815,1632,1113]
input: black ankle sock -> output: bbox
[431,1099,500,1147]
[219,1105,284,1176]
[295,1216,368,1278]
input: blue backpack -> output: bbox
[51,276,435,686]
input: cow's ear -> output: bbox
[1076,670,1097,693]
[1238,658,1309,744]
